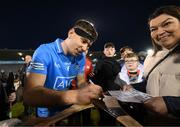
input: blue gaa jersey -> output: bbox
[27,38,85,117]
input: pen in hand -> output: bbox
[89,79,94,85]
[89,79,104,100]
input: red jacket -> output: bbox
[71,57,93,89]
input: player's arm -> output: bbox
[23,72,103,107]
[23,72,79,107]
[76,73,88,88]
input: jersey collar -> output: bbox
[55,38,64,54]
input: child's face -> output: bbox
[124,57,139,71]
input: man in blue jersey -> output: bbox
[23,19,103,117]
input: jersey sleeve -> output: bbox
[27,44,49,75]
[76,53,86,75]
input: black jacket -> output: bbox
[0,72,15,120]
[92,56,121,91]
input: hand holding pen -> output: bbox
[89,79,104,100]
[75,80,104,105]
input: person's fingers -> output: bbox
[86,85,103,100]
[122,86,126,91]
[91,84,104,98]
[77,84,104,104]
[143,97,152,104]
[122,85,128,91]
[89,92,98,100]
[122,85,132,91]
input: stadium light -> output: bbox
[17,52,23,56]
[147,49,154,55]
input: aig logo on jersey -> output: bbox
[53,76,75,90]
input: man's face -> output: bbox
[103,47,115,57]
[25,55,32,64]
[68,29,91,56]
[149,14,180,49]
[124,57,139,71]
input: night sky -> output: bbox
[0,0,179,52]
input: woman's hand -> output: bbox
[144,97,168,115]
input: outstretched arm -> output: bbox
[23,72,103,107]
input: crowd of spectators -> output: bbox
[0,5,180,126]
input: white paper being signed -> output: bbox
[108,89,152,103]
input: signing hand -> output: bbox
[75,84,103,105]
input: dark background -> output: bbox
[0,0,179,52]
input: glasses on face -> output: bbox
[125,60,138,63]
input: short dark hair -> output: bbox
[73,19,98,43]
[120,46,133,54]
[148,5,180,55]
[104,42,115,49]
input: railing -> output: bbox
[22,104,94,126]
[21,96,142,126]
